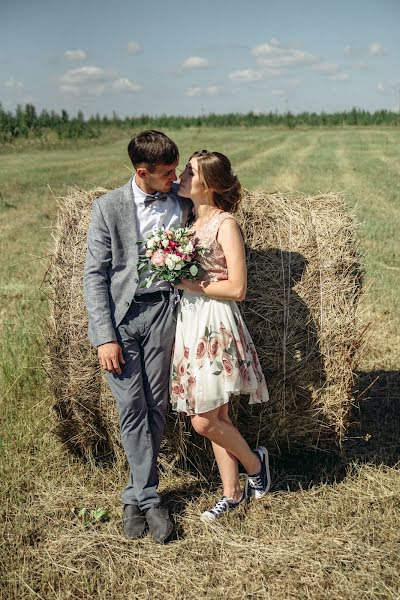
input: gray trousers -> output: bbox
[105,296,176,510]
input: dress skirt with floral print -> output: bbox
[170,291,269,415]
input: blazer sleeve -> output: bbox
[83,199,117,346]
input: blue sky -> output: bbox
[1,0,399,117]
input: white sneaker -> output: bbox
[200,494,245,522]
[247,446,271,498]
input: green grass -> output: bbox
[1,127,399,599]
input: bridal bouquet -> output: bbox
[137,226,204,288]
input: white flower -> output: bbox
[166,256,175,270]
[186,241,194,253]
[161,239,169,248]
[147,239,155,249]
[171,254,181,263]
[153,235,161,243]
[174,263,182,271]
[189,265,198,276]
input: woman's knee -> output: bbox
[191,415,214,437]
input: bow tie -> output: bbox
[144,192,168,204]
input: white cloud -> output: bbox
[376,79,400,94]
[112,78,142,92]
[229,69,262,82]
[5,77,24,90]
[369,42,386,56]
[186,85,222,97]
[351,61,370,71]
[345,43,386,59]
[313,62,339,75]
[182,56,209,69]
[128,41,141,55]
[329,72,350,82]
[252,39,318,70]
[344,45,353,57]
[59,66,142,96]
[60,66,107,85]
[312,62,349,81]
[64,49,87,61]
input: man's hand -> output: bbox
[98,341,125,375]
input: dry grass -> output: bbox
[2,449,399,599]
[2,128,400,600]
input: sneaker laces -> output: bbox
[209,497,231,517]
[248,473,263,489]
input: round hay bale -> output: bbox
[44,186,365,473]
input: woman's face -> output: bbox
[178,157,204,199]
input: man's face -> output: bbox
[137,161,179,194]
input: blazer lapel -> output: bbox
[118,178,139,262]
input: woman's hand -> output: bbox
[175,279,206,293]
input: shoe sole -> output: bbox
[200,512,217,523]
[250,446,271,498]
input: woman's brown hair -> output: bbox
[190,150,242,214]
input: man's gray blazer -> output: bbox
[83,179,192,348]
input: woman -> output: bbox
[171,150,270,522]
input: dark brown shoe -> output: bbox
[123,504,147,539]
[145,505,175,544]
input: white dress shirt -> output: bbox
[132,176,182,294]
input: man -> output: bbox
[83,130,191,543]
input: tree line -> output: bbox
[1,103,399,143]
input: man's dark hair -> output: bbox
[128,130,179,171]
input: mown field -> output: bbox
[1,127,399,599]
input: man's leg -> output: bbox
[139,298,176,510]
[105,305,160,509]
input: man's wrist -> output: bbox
[97,340,118,348]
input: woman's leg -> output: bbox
[210,404,241,501]
[191,403,261,488]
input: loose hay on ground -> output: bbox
[2,462,399,600]
[44,187,365,474]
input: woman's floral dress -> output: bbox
[170,212,269,415]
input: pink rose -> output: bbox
[196,337,208,360]
[222,352,234,377]
[177,359,187,377]
[184,347,190,359]
[208,336,222,360]
[145,249,153,258]
[219,323,232,349]
[171,381,181,397]
[151,249,166,267]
